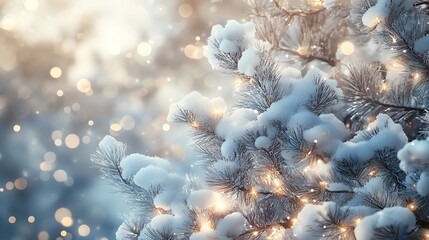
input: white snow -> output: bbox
[132,164,185,210]
[414,36,429,54]
[204,20,256,70]
[255,136,272,149]
[362,0,388,28]
[215,108,258,158]
[303,114,347,155]
[334,114,407,162]
[98,135,119,151]
[167,91,226,125]
[216,212,246,238]
[398,137,429,173]
[361,0,413,28]
[219,39,239,53]
[292,202,338,240]
[187,190,217,209]
[417,172,429,196]
[120,153,170,179]
[134,165,169,189]
[354,207,416,240]
[189,228,217,240]
[148,214,181,233]
[237,48,260,76]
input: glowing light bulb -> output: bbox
[297,46,309,55]
[200,221,212,231]
[340,41,355,56]
[413,72,420,81]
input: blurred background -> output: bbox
[0,0,244,239]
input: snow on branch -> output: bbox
[94,1,429,239]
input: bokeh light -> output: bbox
[0,0,245,239]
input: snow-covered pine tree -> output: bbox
[93,0,429,239]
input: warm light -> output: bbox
[340,227,346,232]
[24,0,39,11]
[190,121,199,128]
[55,208,72,225]
[28,216,35,223]
[200,221,213,231]
[54,139,62,146]
[65,134,80,149]
[273,179,281,187]
[38,231,49,240]
[408,203,416,210]
[380,83,388,91]
[319,181,328,188]
[61,216,73,227]
[386,60,405,72]
[137,42,152,57]
[56,90,64,97]
[50,67,62,79]
[78,224,91,237]
[213,193,228,212]
[267,225,283,239]
[110,123,122,132]
[76,79,92,93]
[212,107,225,116]
[300,198,309,203]
[413,72,420,81]
[14,177,28,190]
[54,169,68,182]
[303,166,311,172]
[178,3,193,18]
[5,181,14,190]
[340,41,355,56]
[162,123,170,131]
[356,218,361,224]
[297,46,309,55]
[8,216,16,224]
[184,44,203,59]
[60,230,67,237]
[13,124,21,132]
[368,170,376,176]
[1,15,16,31]
[250,188,258,196]
[309,0,324,7]
[235,78,244,88]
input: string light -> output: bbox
[297,46,309,56]
[235,78,245,89]
[200,221,213,231]
[340,41,355,56]
[250,188,258,196]
[190,121,199,128]
[308,0,324,8]
[413,72,420,81]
